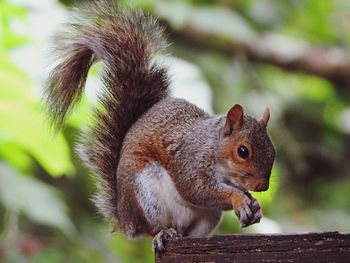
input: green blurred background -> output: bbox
[1,0,350,262]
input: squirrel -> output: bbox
[44,0,275,252]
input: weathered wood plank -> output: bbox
[155,232,350,263]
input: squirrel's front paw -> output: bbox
[231,192,262,228]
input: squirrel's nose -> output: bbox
[255,180,269,192]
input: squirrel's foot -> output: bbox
[233,192,262,228]
[152,228,181,253]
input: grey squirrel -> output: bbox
[44,0,275,252]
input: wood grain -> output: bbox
[155,232,350,263]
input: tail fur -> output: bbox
[44,0,169,223]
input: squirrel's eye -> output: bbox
[237,145,249,159]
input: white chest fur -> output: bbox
[135,163,219,236]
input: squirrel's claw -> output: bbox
[152,228,180,253]
[236,195,262,228]
[249,199,262,225]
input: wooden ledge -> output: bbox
[155,232,350,263]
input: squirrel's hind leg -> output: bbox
[135,162,199,235]
[184,210,222,237]
[152,228,181,252]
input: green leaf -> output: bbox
[0,162,76,236]
[293,75,334,102]
[280,0,338,43]
[0,101,75,176]
[0,48,74,177]
[0,141,33,173]
[0,0,29,48]
[260,66,335,103]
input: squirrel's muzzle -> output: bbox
[240,174,270,192]
[254,179,269,192]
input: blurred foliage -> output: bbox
[0,2,74,177]
[0,163,74,234]
[1,0,350,262]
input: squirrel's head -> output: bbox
[218,104,275,192]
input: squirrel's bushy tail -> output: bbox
[44,0,169,222]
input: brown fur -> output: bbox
[230,194,246,209]
[44,0,169,225]
[44,0,275,239]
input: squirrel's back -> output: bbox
[44,0,169,223]
[120,97,210,171]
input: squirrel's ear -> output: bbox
[224,104,244,136]
[260,107,270,127]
